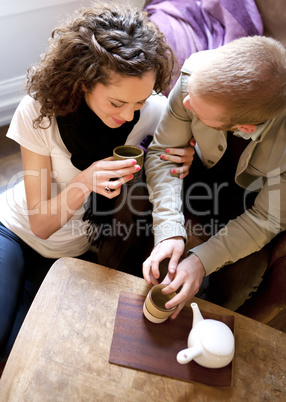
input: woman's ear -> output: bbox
[82,84,87,92]
[236,124,257,134]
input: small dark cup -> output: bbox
[113,145,144,183]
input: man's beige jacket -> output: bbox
[145,52,286,275]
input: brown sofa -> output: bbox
[255,0,286,47]
[237,232,286,330]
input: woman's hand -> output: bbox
[21,146,141,239]
[79,156,141,198]
[160,138,196,179]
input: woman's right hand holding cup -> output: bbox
[78,156,141,198]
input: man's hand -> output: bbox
[143,237,185,285]
[162,253,206,319]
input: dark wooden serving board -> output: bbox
[109,291,234,387]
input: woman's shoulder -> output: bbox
[16,95,42,115]
[7,95,57,155]
[141,92,167,116]
[148,92,168,106]
[11,95,45,127]
[12,95,54,133]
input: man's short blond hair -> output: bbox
[189,36,286,125]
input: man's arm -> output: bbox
[145,75,192,246]
[154,171,286,318]
[191,171,286,275]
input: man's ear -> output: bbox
[236,124,257,134]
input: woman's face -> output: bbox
[84,71,156,128]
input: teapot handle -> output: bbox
[176,345,203,365]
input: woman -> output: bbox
[0,4,195,358]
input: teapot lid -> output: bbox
[198,319,234,356]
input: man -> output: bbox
[143,36,286,317]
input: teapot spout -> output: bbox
[176,345,203,365]
[191,302,204,328]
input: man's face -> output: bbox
[183,88,236,131]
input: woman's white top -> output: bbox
[0,93,167,258]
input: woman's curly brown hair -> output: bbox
[26,4,177,127]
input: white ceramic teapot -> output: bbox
[176,303,235,368]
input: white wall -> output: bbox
[0,0,144,126]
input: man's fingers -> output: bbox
[170,302,185,319]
